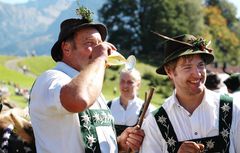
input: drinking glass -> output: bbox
[106,51,136,70]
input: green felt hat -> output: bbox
[153,32,214,75]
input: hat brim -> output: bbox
[51,23,107,62]
[156,50,214,75]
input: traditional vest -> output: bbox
[78,109,115,153]
[153,94,233,153]
[107,100,143,136]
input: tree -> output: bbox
[204,6,240,65]
[205,0,238,26]
[99,0,141,56]
[99,0,205,64]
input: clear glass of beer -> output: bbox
[106,51,136,70]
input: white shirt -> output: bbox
[232,91,240,100]
[29,62,117,153]
[110,97,155,126]
[140,89,240,153]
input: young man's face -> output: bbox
[167,55,207,96]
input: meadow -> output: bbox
[0,55,171,108]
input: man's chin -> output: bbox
[191,87,204,95]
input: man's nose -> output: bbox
[192,67,202,77]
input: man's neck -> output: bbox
[176,91,204,114]
[120,96,133,110]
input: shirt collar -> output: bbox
[167,88,216,111]
[128,96,138,105]
[118,96,138,107]
[166,89,179,110]
[202,88,218,108]
[54,62,79,78]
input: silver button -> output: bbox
[194,132,198,135]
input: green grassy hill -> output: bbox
[0,56,36,107]
[1,55,172,108]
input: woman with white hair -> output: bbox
[108,68,155,136]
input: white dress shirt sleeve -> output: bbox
[140,113,168,153]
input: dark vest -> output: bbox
[107,100,144,136]
[153,94,233,153]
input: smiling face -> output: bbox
[165,54,207,97]
[119,69,141,101]
[61,27,102,71]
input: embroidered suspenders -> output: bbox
[79,109,115,153]
[154,94,233,153]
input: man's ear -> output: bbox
[61,41,71,57]
[164,66,172,79]
[136,81,141,88]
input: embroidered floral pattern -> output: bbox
[206,140,215,149]
[220,100,231,147]
[158,115,167,124]
[81,113,91,124]
[167,137,176,147]
[221,103,230,113]
[221,129,230,139]
[86,134,97,147]
[79,109,114,153]
[92,113,100,122]
[154,95,232,153]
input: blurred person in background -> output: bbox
[224,73,240,99]
[108,68,155,136]
[205,71,228,94]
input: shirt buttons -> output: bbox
[194,132,198,135]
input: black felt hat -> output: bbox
[51,18,107,62]
[224,73,240,92]
[205,72,221,90]
[152,32,215,75]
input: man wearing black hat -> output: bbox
[224,73,240,99]
[29,8,144,153]
[139,33,240,153]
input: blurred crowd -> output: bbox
[205,70,240,98]
[0,81,30,105]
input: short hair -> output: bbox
[164,54,207,74]
[120,68,141,82]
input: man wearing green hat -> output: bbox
[29,7,144,153]
[139,33,240,153]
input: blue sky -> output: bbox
[0,0,28,4]
[0,0,239,17]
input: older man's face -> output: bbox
[62,27,102,71]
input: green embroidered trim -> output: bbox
[89,109,115,126]
[79,109,115,153]
[153,107,179,152]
